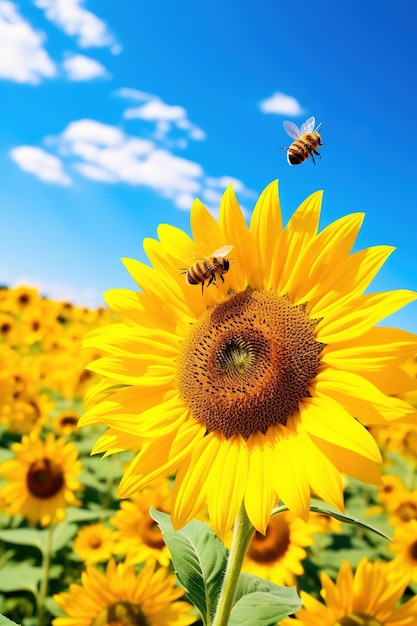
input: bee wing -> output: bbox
[314,121,323,133]
[300,116,315,134]
[211,245,234,257]
[283,120,301,139]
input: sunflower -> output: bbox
[387,488,417,526]
[51,409,81,435]
[0,431,83,526]
[81,181,417,538]
[240,510,315,586]
[53,559,196,626]
[110,479,172,567]
[280,557,417,625]
[73,523,115,565]
[390,519,417,583]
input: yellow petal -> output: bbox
[267,425,310,521]
[300,396,381,462]
[308,245,395,317]
[316,290,417,343]
[249,181,282,283]
[244,434,276,534]
[207,435,248,538]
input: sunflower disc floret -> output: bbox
[177,289,324,440]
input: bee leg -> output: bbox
[313,149,321,159]
[311,153,316,165]
[220,274,225,284]
[201,282,205,294]
[207,272,218,289]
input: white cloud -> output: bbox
[34,0,119,51]
[10,146,71,185]
[114,87,154,101]
[174,192,196,211]
[57,119,203,203]
[73,162,116,182]
[123,95,206,144]
[0,0,56,84]
[62,53,109,81]
[60,119,125,146]
[125,100,187,122]
[259,91,304,116]
[204,175,256,197]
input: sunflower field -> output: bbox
[1,184,417,626]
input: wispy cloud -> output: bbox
[113,87,154,102]
[62,53,109,81]
[259,91,304,116]
[12,115,256,213]
[118,88,206,145]
[10,146,71,185]
[34,0,120,52]
[57,119,203,202]
[0,0,56,84]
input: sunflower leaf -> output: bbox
[229,578,301,626]
[0,528,49,555]
[308,500,392,541]
[271,500,392,541]
[0,562,42,595]
[150,508,227,625]
[0,615,20,626]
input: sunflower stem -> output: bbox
[37,523,53,626]
[212,502,255,626]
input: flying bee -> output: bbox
[283,116,323,165]
[181,245,234,293]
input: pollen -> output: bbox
[176,289,324,440]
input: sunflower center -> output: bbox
[396,502,417,522]
[176,289,323,440]
[91,601,149,626]
[60,415,78,427]
[334,614,383,626]
[142,518,165,550]
[247,515,290,563]
[26,459,64,498]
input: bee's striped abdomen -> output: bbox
[287,132,322,165]
[186,261,212,285]
[287,140,310,164]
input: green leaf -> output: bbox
[229,577,301,626]
[271,500,391,541]
[50,523,78,554]
[0,528,49,554]
[150,508,227,625]
[234,572,296,599]
[308,500,392,541]
[0,614,20,626]
[0,562,41,595]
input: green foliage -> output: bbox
[151,509,227,625]
[0,614,20,626]
[231,574,301,625]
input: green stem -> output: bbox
[38,524,54,626]
[212,502,255,626]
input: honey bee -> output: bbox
[283,116,323,165]
[181,245,234,293]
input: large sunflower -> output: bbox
[81,181,417,538]
[53,559,196,626]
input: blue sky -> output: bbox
[1,0,416,332]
